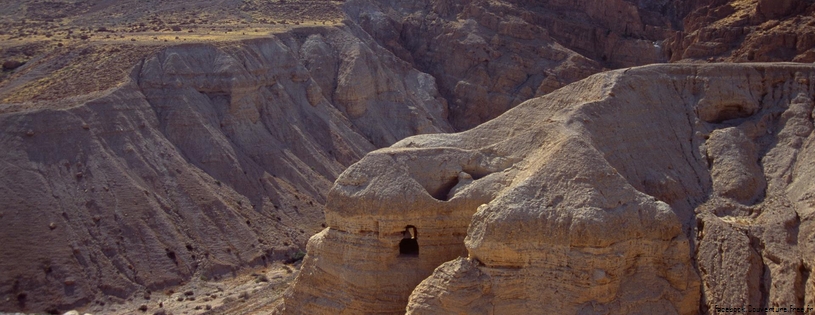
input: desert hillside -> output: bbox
[1,0,814,314]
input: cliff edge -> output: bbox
[283,63,815,314]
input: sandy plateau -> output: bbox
[1,0,815,314]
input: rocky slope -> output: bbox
[342,0,659,130]
[666,0,815,63]
[3,0,815,313]
[344,0,815,129]
[282,63,815,314]
[0,24,452,313]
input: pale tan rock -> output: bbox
[283,63,815,315]
[281,146,516,314]
[696,212,764,309]
[706,127,766,204]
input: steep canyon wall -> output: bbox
[0,25,452,312]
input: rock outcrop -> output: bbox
[283,63,815,314]
[4,0,815,313]
[666,0,815,63]
[0,24,452,313]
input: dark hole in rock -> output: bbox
[705,104,755,124]
[427,176,458,201]
[166,251,177,263]
[17,292,26,308]
[399,225,419,256]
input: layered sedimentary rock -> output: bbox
[283,63,815,314]
[0,25,452,313]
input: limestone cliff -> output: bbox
[283,63,815,314]
[0,25,452,313]
[4,0,815,313]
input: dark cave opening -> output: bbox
[399,225,419,256]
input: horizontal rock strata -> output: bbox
[283,63,815,314]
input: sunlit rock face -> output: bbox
[284,63,815,315]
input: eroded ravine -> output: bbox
[0,24,453,313]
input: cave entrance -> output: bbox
[399,225,419,257]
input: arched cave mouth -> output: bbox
[399,225,419,256]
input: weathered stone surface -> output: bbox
[342,0,676,129]
[4,1,815,313]
[0,25,452,313]
[666,0,815,63]
[283,63,815,315]
[756,0,800,20]
[706,127,766,204]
